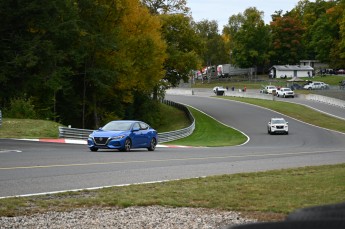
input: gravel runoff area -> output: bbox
[0,206,256,229]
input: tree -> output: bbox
[0,0,81,120]
[76,0,167,127]
[0,0,167,128]
[194,20,228,66]
[160,14,202,86]
[223,7,271,72]
[270,14,305,65]
[140,0,189,14]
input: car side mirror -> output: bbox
[286,122,288,124]
[268,122,271,124]
[98,127,103,130]
[132,127,140,132]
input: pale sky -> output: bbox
[187,0,310,30]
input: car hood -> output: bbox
[91,130,128,137]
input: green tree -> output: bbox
[141,0,189,14]
[0,0,81,121]
[224,7,271,72]
[195,20,228,66]
[160,14,202,86]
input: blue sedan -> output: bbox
[87,120,158,152]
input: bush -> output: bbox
[4,97,37,119]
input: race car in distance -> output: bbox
[261,85,277,94]
[276,88,295,98]
[268,118,289,135]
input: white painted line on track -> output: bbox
[0,150,22,153]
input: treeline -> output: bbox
[1,0,344,129]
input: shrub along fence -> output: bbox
[58,100,195,143]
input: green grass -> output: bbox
[0,164,344,220]
[0,119,60,138]
[167,107,247,146]
[156,103,190,132]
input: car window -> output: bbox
[103,122,132,131]
[271,119,286,124]
[132,122,140,130]
[139,122,149,130]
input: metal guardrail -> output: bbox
[0,110,2,128]
[58,100,195,143]
[58,126,93,139]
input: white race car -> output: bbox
[276,88,295,98]
[213,86,227,95]
[268,118,289,135]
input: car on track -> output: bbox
[303,81,329,90]
[267,118,289,135]
[87,120,158,152]
[262,85,277,94]
[276,87,295,98]
[213,86,227,95]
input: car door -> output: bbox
[314,82,321,89]
[138,122,151,146]
[131,122,144,147]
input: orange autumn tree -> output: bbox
[78,0,166,127]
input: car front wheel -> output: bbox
[121,139,131,152]
[148,138,157,151]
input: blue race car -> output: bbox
[88,120,158,152]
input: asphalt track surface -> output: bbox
[0,92,345,198]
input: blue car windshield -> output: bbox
[102,122,132,131]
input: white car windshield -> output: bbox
[271,119,286,124]
[102,122,133,131]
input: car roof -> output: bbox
[109,120,139,123]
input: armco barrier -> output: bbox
[58,100,195,143]
[0,110,2,128]
[58,126,93,139]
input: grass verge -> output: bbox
[0,164,344,221]
[0,119,60,138]
[166,107,247,146]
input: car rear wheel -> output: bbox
[148,138,157,151]
[121,139,131,152]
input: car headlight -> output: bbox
[111,135,125,140]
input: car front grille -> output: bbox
[276,126,284,129]
[94,137,109,145]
